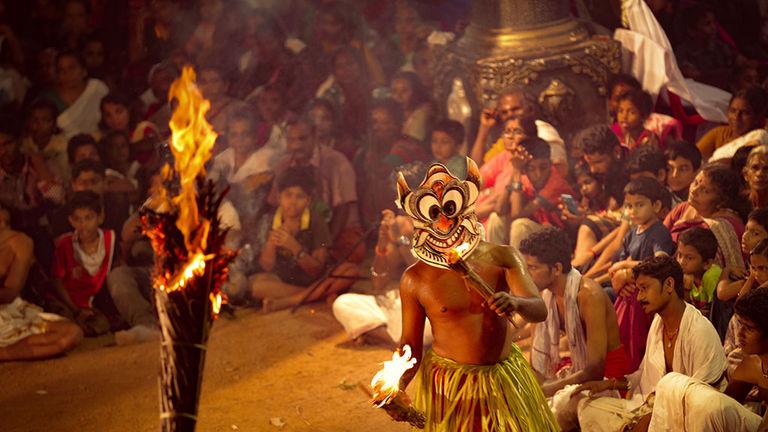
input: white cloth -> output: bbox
[73,229,108,276]
[536,120,567,166]
[209,145,281,185]
[0,297,65,347]
[649,372,761,432]
[709,129,768,162]
[577,303,727,432]
[630,303,727,400]
[615,0,730,123]
[532,269,586,379]
[57,78,109,140]
[332,290,433,345]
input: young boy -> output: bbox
[430,119,466,179]
[665,140,701,203]
[676,227,721,316]
[609,176,676,370]
[505,136,574,248]
[250,167,356,312]
[48,190,116,336]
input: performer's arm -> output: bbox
[398,268,426,391]
[542,279,607,396]
[488,245,547,323]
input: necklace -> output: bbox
[663,325,679,349]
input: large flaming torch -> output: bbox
[364,345,426,429]
[141,66,237,431]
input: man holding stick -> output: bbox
[389,159,558,431]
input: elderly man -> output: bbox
[469,87,568,176]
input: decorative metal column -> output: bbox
[436,0,621,142]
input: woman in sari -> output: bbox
[38,50,108,141]
[664,164,747,338]
[697,86,768,161]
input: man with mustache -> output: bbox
[573,255,726,432]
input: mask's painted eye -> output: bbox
[417,194,440,221]
[442,189,463,217]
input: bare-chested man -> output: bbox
[518,227,629,431]
[0,206,82,361]
[390,160,558,431]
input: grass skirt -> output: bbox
[414,344,559,431]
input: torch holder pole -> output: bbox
[449,259,519,328]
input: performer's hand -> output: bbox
[485,292,518,317]
[382,390,413,422]
[570,380,613,398]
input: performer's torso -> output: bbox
[414,251,514,366]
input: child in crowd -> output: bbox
[505,136,574,248]
[20,100,69,181]
[67,133,101,165]
[718,207,768,303]
[665,140,701,203]
[48,191,117,336]
[676,227,721,316]
[429,119,465,179]
[98,131,140,193]
[250,167,354,312]
[609,176,676,370]
[612,88,660,150]
[98,92,159,166]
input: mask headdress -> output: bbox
[395,157,482,269]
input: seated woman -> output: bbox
[390,71,434,142]
[698,86,768,162]
[664,164,747,340]
[250,167,357,312]
[0,205,82,361]
[37,50,109,141]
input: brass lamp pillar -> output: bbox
[436,0,621,142]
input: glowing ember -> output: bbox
[167,66,217,253]
[370,345,417,407]
[210,292,222,315]
[447,242,471,265]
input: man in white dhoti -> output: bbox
[0,206,82,361]
[519,228,630,431]
[573,255,727,432]
[332,210,432,348]
[650,287,768,431]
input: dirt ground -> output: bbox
[0,305,413,432]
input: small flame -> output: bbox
[447,242,470,265]
[370,345,417,407]
[210,292,222,315]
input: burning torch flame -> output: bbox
[370,345,417,407]
[167,66,217,253]
[447,242,471,265]
[159,252,209,292]
[210,292,222,315]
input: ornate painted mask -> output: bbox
[395,158,482,269]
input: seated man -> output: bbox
[519,228,629,431]
[646,287,768,431]
[0,205,82,361]
[332,209,432,349]
[574,255,727,432]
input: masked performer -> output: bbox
[390,158,558,431]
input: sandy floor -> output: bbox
[0,305,412,432]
